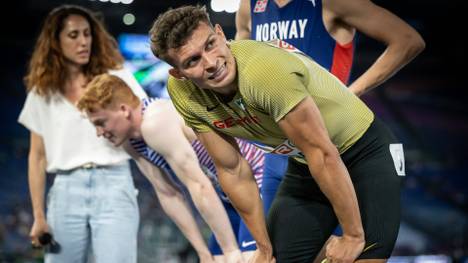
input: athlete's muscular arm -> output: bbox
[140,100,242,259]
[324,0,425,96]
[28,131,50,247]
[123,143,214,262]
[278,97,365,263]
[235,0,252,40]
[197,131,275,263]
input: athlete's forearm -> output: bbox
[349,31,425,96]
[160,144,239,253]
[157,189,213,258]
[235,0,252,40]
[185,177,240,254]
[305,148,364,239]
[196,131,272,255]
[131,155,215,257]
[218,159,272,253]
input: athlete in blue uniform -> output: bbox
[236,0,425,227]
[244,0,354,84]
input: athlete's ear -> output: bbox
[169,68,186,80]
[214,24,227,40]
[119,103,132,118]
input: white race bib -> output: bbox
[389,143,405,176]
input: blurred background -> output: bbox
[0,0,466,262]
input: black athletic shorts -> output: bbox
[267,117,404,262]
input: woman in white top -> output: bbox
[18,5,146,263]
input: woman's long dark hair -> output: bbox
[24,5,124,97]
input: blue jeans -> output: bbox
[45,162,139,263]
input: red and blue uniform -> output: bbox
[251,0,354,83]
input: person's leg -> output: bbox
[45,172,91,263]
[261,154,288,215]
[346,119,402,260]
[350,163,401,260]
[90,162,140,263]
[312,226,343,263]
[313,119,403,263]
[267,159,338,263]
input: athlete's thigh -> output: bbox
[349,142,403,258]
[267,193,338,263]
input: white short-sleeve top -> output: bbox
[18,67,147,173]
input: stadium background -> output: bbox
[0,0,466,262]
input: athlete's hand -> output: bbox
[248,249,276,263]
[325,234,365,263]
[224,249,246,263]
[30,217,50,248]
[198,252,215,263]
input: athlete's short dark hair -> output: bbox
[149,5,212,65]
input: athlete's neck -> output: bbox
[213,66,239,102]
[129,102,144,139]
[213,90,236,103]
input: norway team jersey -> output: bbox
[129,98,265,198]
[251,0,354,84]
[168,40,374,164]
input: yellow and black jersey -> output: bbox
[168,40,374,162]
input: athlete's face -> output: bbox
[167,22,237,95]
[87,106,132,147]
[59,14,92,67]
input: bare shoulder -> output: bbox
[141,99,179,134]
[146,99,180,120]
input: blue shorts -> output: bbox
[261,154,288,215]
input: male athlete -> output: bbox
[77,74,265,262]
[235,0,425,256]
[149,5,405,263]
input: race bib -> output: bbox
[389,143,405,176]
[253,139,304,158]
